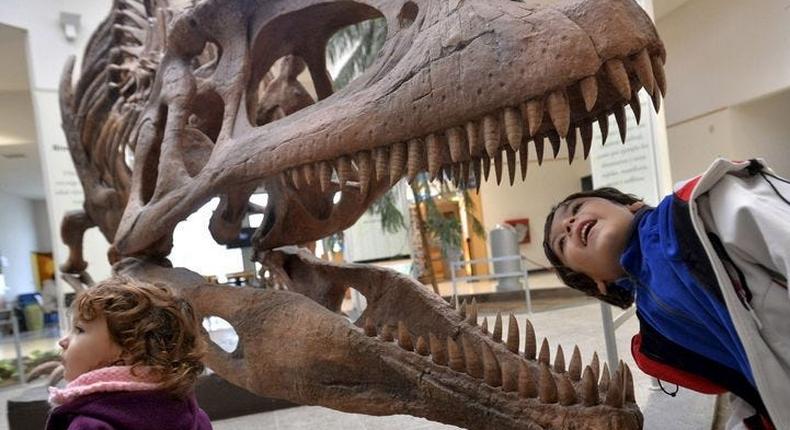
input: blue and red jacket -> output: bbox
[619,167,773,428]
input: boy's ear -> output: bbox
[627,201,646,213]
[595,280,608,295]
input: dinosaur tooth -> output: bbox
[569,345,582,381]
[398,321,414,351]
[482,342,502,387]
[554,344,566,373]
[447,127,468,163]
[494,150,504,185]
[503,107,523,151]
[566,127,577,164]
[591,351,600,382]
[632,48,655,95]
[364,317,377,337]
[558,374,577,405]
[624,362,635,403]
[483,114,501,157]
[336,156,352,188]
[467,298,478,326]
[580,121,593,160]
[472,157,482,187]
[492,312,503,342]
[605,58,631,101]
[481,155,491,182]
[547,130,561,158]
[380,324,394,342]
[502,361,518,392]
[301,163,315,186]
[524,318,536,360]
[460,161,470,187]
[651,91,661,113]
[533,135,545,165]
[290,168,303,189]
[426,133,443,180]
[580,76,598,112]
[458,299,468,318]
[407,138,425,182]
[518,361,538,398]
[651,54,667,97]
[524,99,544,136]
[429,333,448,365]
[506,313,519,353]
[466,121,483,156]
[448,337,465,372]
[416,336,430,356]
[605,368,624,407]
[319,161,332,192]
[505,148,517,186]
[374,147,389,182]
[480,317,489,335]
[582,366,599,406]
[389,142,406,186]
[356,151,372,194]
[547,90,571,138]
[519,140,529,181]
[462,338,483,378]
[599,362,610,393]
[597,113,610,146]
[538,363,558,403]
[614,104,627,143]
[538,338,550,365]
[629,92,642,125]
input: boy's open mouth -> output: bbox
[580,220,597,246]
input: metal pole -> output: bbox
[11,311,25,384]
[521,257,532,314]
[451,261,459,309]
[600,302,619,372]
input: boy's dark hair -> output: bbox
[543,187,642,309]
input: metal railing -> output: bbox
[449,254,532,314]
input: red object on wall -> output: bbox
[504,218,530,244]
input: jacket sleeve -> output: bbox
[704,172,790,291]
[68,417,115,430]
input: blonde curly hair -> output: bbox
[72,276,206,396]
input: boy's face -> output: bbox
[58,314,123,381]
[547,197,643,291]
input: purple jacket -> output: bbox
[45,390,212,430]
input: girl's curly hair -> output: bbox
[543,187,642,309]
[73,277,205,396]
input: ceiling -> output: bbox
[0,24,43,200]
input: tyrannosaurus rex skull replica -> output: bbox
[59,0,666,428]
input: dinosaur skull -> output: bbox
[59,0,666,428]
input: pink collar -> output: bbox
[49,366,161,407]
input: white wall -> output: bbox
[667,90,790,181]
[0,190,39,299]
[1,1,114,293]
[479,155,592,270]
[0,90,36,145]
[32,199,52,252]
[658,0,790,126]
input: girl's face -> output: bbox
[58,314,123,381]
[548,197,644,290]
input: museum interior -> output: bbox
[0,0,789,429]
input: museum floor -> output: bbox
[0,272,716,429]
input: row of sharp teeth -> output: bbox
[363,299,636,408]
[281,48,665,194]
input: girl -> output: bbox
[46,276,212,430]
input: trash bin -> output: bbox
[489,224,522,292]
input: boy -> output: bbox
[543,158,789,430]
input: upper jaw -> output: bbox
[113,0,666,256]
